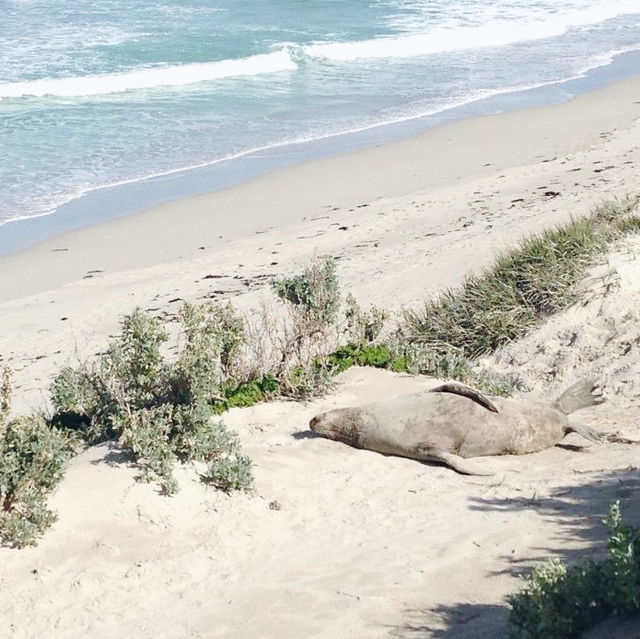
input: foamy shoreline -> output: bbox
[1,73,640,638]
[3,48,640,260]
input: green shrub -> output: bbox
[326,345,359,374]
[179,412,254,494]
[104,308,171,407]
[203,423,254,493]
[344,293,387,345]
[355,343,394,368]
[210,302,246,380]
[272,256,340,328]
[49,365,107,442]
[256,373,280,395]
[603,501,640,613]
[224,382,264,409]
[210,375,281,414]
[205,454,254,493]
[0,415,72,548]
[508,502,640,638]
[50,304,253,495]
[114,405,178,494]
[389,355,410,373]
[173,301,245,405]
[283,362,333,398]
[271,257,342,397]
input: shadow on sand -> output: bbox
[389,467,640,638]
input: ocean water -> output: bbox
[1,0,640,236]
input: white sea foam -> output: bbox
[0,49,297,99]
[305,2,640,61]
[2,0,639,232]
[305,24,560,61]
[4,42,638,229]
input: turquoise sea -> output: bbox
[1,0,640,250]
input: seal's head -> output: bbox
[309,407,366,447]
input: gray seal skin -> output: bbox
[309,379,606,475]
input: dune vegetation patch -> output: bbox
[401,196,640,360]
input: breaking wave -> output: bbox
[0,49,297,98]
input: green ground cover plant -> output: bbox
[509,502,640,638]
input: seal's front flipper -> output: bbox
[415,445,495,476]
[429,382,499,413]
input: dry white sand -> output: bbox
[1,77,640,638]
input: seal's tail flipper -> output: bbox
[566,423,606,443]
[415,445,495,476]
[567,425,640,445]
[553,379,606,415]
[429,382,499,413]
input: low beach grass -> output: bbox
[402,196,640,359]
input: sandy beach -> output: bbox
[1,75,640,637]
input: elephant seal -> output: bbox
[309,379,606,475]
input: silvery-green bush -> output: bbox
[1,369,72,548]
[50,305,253,495]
